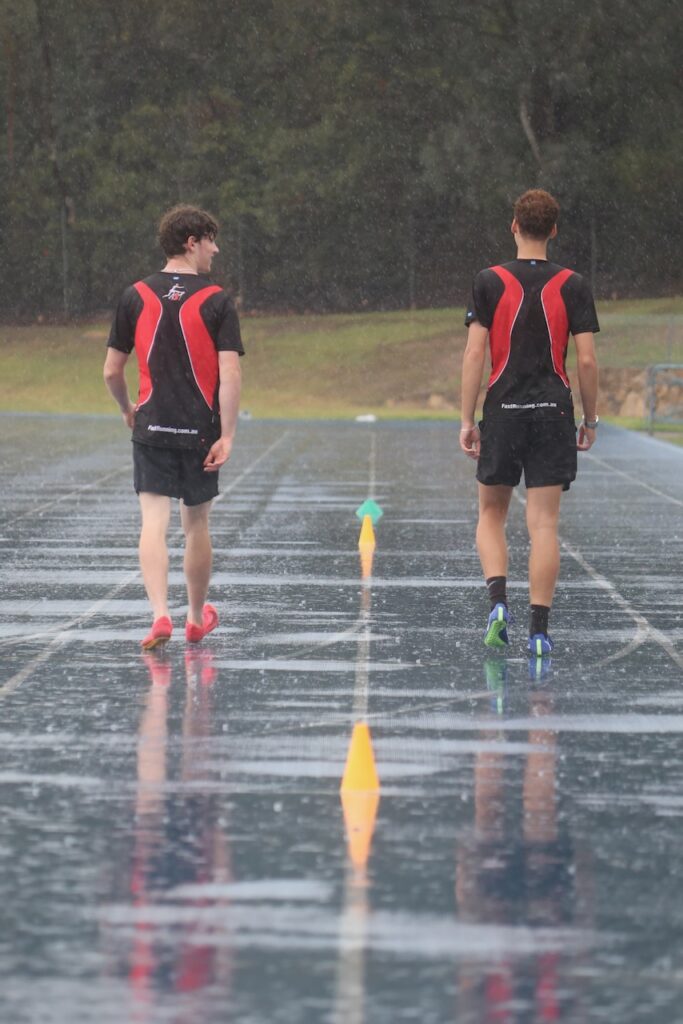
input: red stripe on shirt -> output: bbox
[540,269,573,388]
[488,266,524,388]
[132,281,163,406]
[179,286,222,410]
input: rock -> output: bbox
[427,393,453,410]
[620,391,646,418]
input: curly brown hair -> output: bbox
[513,189,559,240]
[158,205,219,258]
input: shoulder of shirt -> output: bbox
[479,262,525,276]
[119,281,144,302]
[558,267,587,288]
[200,284,234,305]
[137,272,164,287]
[474,266,502,280]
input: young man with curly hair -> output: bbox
[460,189,599,657]
[104,205,243,649]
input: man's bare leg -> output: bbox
[477,484,514,646]
[476,484,513,579]
[139,493,172,621]
[180,500,213,627]
[525,485,562,607]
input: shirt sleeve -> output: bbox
[211,293,245,355]
[562,273,600,335]
[464,270,498,329]
[107,286,141,353]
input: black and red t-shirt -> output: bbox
[108,272,244,450]
[465,259,599,418]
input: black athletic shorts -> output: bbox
[476,415,578,491]
[133,442,219,506]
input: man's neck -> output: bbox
[515,238,549,260]
[162,256,199,275]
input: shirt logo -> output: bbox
[163,283,186,301]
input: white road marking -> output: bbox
[368,432,377,501]
[513,490,683,671]
[560,536,683,670]
[0,435,289,695]
[4,464,130,526]
[585,450,683,508]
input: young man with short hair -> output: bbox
[104,204,243,649]
[460,189,599,656]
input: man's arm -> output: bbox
[459,322,488,459]
[103,348,136,429]
[573,332,599,451]
[203,351,242,471]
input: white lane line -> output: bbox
[266,431,379,665]
[261,690,503,738]
[585,451,683,508]
[0,644,66,698]
[513,490,683,671]
[368,432,377,501]
[272,617,369,662]
[560,536,683,670]
[0,435,289,694]
[4,464,131,526]
[0,574,140,650]
[0,577,138,694]
[259,433,380,699]
[0,434,289,651]
[352,432,378,719]
[3,430,288,532]
[593,624,651,668]
[214,434,289,504]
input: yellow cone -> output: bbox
[341,791,380,870]
[341,722,380,792]
[358,514,376,550]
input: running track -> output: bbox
[1,414,682,1023]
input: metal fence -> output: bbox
[647,363,683,433]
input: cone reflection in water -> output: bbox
[341,791,380,871]
[359,544,374,581]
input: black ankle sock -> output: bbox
[530,604,550,637]
[486,576,507,610]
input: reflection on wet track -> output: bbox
[1,415,683,1023]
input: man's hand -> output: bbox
[460,323,487,462]
[122,403,136,430]
[577,424,596,451]
[203,437,233,472]
[459,424,481,460]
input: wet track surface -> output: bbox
[1,414,683,1023]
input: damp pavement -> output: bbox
[1,413,683,1024]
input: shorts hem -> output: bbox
[476,473,521,488]
[524,479,574,488]
[133,444,219,506]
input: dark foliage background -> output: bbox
[1,0,681,316]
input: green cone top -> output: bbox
[355,499,383,524]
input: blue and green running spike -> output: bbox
[484,602,510,648]
[527,633,553,657]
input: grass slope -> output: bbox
[1,298,682,421]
